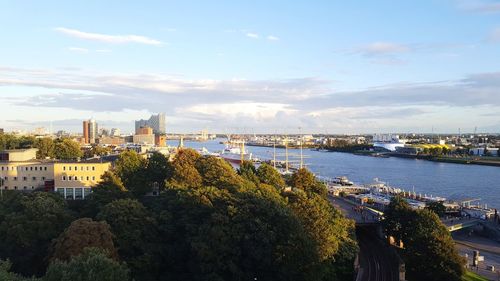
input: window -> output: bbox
[63,166,66,171]
[32,177,36,181]
[23,177,27,181]
[81,166,83,171]
[75,188,83,199]
[75,177,78,181]
[86,166,89,171]
[69,166,71,171]
[42,177,45,180]
[13,177,17,181]
[92,166,95,171]
[75,166,78,171]
[92,176,95,181]
[80,176,83,181]
[35,167,38,171]
[14,186,17,190]
[66,188,74,199]
[31,186,34,189]
[44,167,47,171]
[3,177,7,181]
[1,167,3,171]
[30,167,33,171]
[68,176,72,181]
[62,176,66,181]
[86,176,89,181]
[23,186,27,190]
[57,188,64,197]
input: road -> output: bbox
[356,226,400,281]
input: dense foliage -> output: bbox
[0,149,358,281]
[383,196,465,281]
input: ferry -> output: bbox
[220,141,253,164]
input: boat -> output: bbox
[331,176,354,186]
[220,141,253,164]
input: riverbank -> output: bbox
[387,153,500,167]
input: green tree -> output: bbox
[237,160,260,186]
[146,152,171,190]
[286,190,358,280]
[384,197,465,281]
[404,210,465,281]
[290,168,327,197]
[97,199,160,280]
[113,150,148,196]
[195,156,244,190]
[0,260,36,281]
[54,139,83,160]
[82,171,130,218]
[83,145,111,158]
[49,218,118,262]
[44,248,130,281]
[425,201,446,217]
[35,138,55,159]
[0,192,72,276]
[166,148,202,189]
[154,187,318,281]
[256,163,285,189]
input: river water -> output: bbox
[168,139,500,208]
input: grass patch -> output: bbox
[462,271,489,281]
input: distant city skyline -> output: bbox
[1,1,500,133]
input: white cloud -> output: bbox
[54,27,163,45]
[68,47,89,53]
[267,35,279,41]
[358,42,410,56]
[246,32,259,39]
[458,0,500,13]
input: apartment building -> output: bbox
[0,148,111,200]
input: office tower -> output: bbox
[83,119,98,144]
[135,113,166,135]
[83,121,89,143]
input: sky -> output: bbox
[1,0,500,134]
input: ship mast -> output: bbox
[273,134,276,169]
[299,127,303,169]
[285,135,289,174]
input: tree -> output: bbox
[286,190,358,280]
[146,152,171,190]
[384,197,465,281]
[82,171,130,218]
[113,150,148,196]
[35,138,55,159]
[166,148,202,189]
[290,168,327,197]
[83,145,111,158]
[256,163,285,189]
[0,260,36,281]
[54,139,83,160]
[97,199,160,280]
[44,248,130,281]
[49,218,118,262]
[0,192,72,276]
[237,160,260,186]
[404,210,465,281]
[154,187,318,281]
[195,156,244,190]
[425,201,446,217]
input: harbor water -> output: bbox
[168,139,500,208]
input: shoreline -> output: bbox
[246,143,500,168]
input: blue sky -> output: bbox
[1,0,500,134]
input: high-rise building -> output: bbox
[83,121,89,143]
[135,113,166,135]
[136,126,153,135]
[83,119,98,144]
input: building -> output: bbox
[110,128,121,137]
[135,113,166,134]
[155,134,167,146]
[136,126,153,135]
[372,134,406,151]
[98,136,125,146]
[0,148,111,200]
[83,119,98,144]
[133,134,155,145]
[0,128,4,134]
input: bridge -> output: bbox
[443,218,482,232]
[330,196,483,232]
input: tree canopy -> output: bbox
[54,139,83,160]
